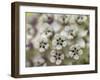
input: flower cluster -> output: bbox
[26,13,89,67]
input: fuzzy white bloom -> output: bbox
[51,21,63,33]
[26,24,35,36]
[39,14,54,24]
[41,23,54,38]
[54,14,70,25]
[61,25,88,40]
[52,34,67,50]
[67,44,83,60]
[61,25,78,40]
[32,54,47,66]
[68,15,77,24]
[26,24,34,50]
[39,37,49,52]
[76,39,86,48]
[76,15,88,24]
[49,50,64,65]
[78,28,88,38]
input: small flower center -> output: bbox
[40,41,47,48]
[71,47,79,55]
[54,52,62,60]
[56,37,65,46]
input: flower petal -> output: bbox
[50,56,56,63]
[78,29,88,37]
[56,60,62,65]
[78,49,83,55]
[51,21,62,33]
[52,39,57,46]
[60,54,64,60]
[77,39,85,48]
[73,55,79,60]
[50,50,56,56]
[68,52,74,58]
[39,48,45,52]
[56,45,62,50]
[62,41,67,47]
[39,57,45,63]
[64,26,71,31]
[67,34,73,39]
[60,31,67,38]
[45,44,49,49]
[54,34,60,39]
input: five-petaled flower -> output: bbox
[52,34,67,50]
[49,50,64,65]
[67,44,83,60]
[39,37,49,52]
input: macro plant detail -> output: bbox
[11,2,97,78]
[25,13,89,67]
